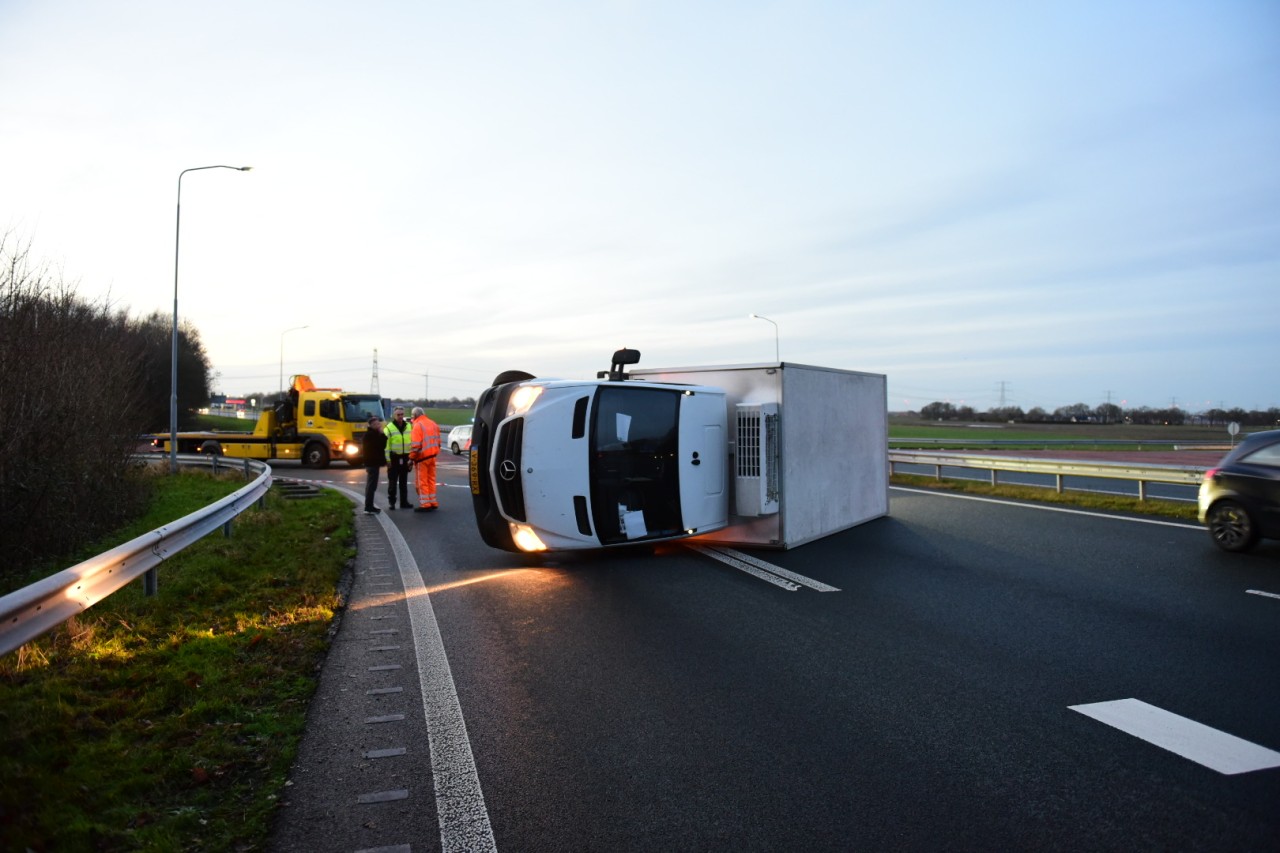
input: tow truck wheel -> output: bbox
[200,440,224,456]
[492,370,535,386]
[303,442,331,469]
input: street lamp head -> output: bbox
[239,166,253,171]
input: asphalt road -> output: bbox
[268,455,1280,852]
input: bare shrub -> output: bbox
[0,235,209,578]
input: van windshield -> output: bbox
[589,386,683,545]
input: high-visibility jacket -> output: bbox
[384,418,413,460]
[409,414,441,461]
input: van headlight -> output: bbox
[509,523,547,552]
[506,385,543,416]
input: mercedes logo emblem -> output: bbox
[499,459,518,481]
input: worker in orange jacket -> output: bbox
[408,406,441,512]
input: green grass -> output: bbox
[0,470,353,852]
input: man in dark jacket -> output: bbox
[362,416,388,514]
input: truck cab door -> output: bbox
[677,391,728,533]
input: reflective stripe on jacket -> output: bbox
[409,415,441,460]
[384,418,413,459]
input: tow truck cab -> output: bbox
[470,350,728,553]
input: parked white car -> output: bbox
[447,424,473,455]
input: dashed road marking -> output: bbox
[1071,698,1280,775]
[364,747,408,759]
[688,544,840,591]
[702,546,840,592]
[688,545,799,590]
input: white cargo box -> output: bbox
[630,362,888,549]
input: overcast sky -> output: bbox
[2,1,1277,412]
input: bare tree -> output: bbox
[0,236,192,577]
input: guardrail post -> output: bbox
[144,567,158,596]
[211,454,219,475]
[1055,474,1064,494]
[223,520,233,538]
[1138,481,1148,501]
[934,464,942,481]
[244,458,251,480]
[990,470,998,487]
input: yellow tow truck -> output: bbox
[152,374,388,468]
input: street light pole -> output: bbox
[280,325,310,394]
[171,164,252,474]
[749,313,780,362]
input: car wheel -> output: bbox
[303,442,331,469]
[492,370,535,386]
[1206,500,1259,552]
[451,441,461,454]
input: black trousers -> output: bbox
[364,465,381,511]
[387,454,411,507]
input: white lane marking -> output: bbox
[1070,698,1280,775]
[332,485,496,853]
[689,545,800,590]
[1247,589,1280,601]
[891,486,1202,530]
[701,546,840,592]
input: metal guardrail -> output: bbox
[888,450,1206,500]
[0,455,272,657]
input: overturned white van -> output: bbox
[469,349,887,553]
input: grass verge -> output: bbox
[890,473,1198,521]
[0,470,353,852]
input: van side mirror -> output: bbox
[604,348,641,381]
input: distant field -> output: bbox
[888,419,1234,444]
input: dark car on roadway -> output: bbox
[1198,429,1280,552]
